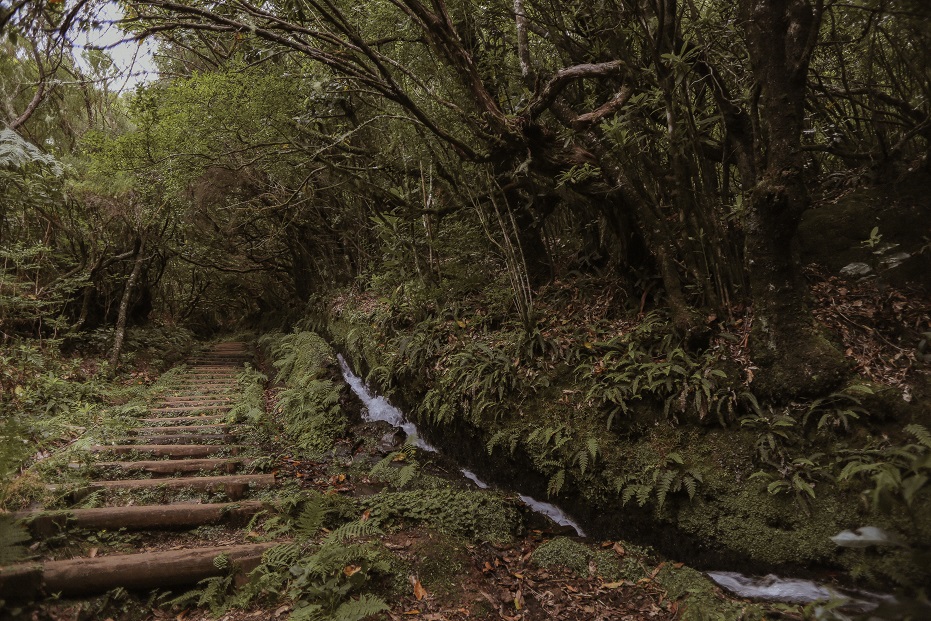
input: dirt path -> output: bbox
[1,342,281,602]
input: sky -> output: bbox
[77,1,158,92]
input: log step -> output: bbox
[0,542,279,600]
[133,424,230,435]
[90,457,253,475]
[140,415,226,425]
[149,405,233,412]
[89,445,244,458]
[126,433,235,444]
[13,501,267,536]
[157,397,232,402]
[85,473,275,492]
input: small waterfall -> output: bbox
[337,354,585,536]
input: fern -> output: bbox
[296,497,329,540]
[324,520,381,544]
[290,603,327,621]
[547,469,566,497]
[906,424,931,449]
[330,594,390,621]
[0,129,63,174]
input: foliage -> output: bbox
[614,452,704,511]
[264,331,347,453]
[838,425,931,511]
[362,489,520,543]
[580,313,735,429]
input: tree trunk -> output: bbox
[741,0,846,398]
[108,238,145,371]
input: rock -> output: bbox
[830,526,903,548]
[796,172,931,286]
[839,262,872,277]
[377,429,406,454]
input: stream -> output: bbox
[337,355,892,612]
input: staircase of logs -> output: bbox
[0,342,279,602]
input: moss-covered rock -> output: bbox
[361,488,523,543]
[530,537,627,581]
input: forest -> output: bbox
[0,0,929,619]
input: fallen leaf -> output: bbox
[514,589,524,610]
[410,575,428,600]
[361,509,371,522]
[344,564,362,577]
[88,547,98,558]
[602,580,626,589]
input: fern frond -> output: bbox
[324,520,381,544]
[906,424,931,450]
[547,469,566,497]
[295,496,329,540]
[332,594,390,621]
[289,602,326,621]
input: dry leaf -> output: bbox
[88,547,98,558]
[344,564,362,577]
[410,575,428,600]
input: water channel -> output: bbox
[336,354,893,612]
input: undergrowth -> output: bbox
[261,331,346,454]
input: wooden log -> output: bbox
[85,473,274,492]
[89,457,253,475]
[140,415,226,425]
[160,395,232,405]
[88,445,243,458]
[13,501,268,536]
[133,424,230,434]
[149,405,232,412]
[0,542,279,599]
[127,433,235,444]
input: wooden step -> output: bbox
[90,457,253,475]
[148,405,233,413]
[140,415,226,425]
[0,542,279,599]
[126,433,235,444]
[158,396,232,402]
[133,424,230,435]
[14,501,267,536]
[84,473,275,492]
[89,445,244,458]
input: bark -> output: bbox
[13,501,266,536]
[81,473,275,492]
[108,238,146,371]
[741,0,846,398]
[88,444,244,458]
[0,542,278,600]
[8,41,50,131]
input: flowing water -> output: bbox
[338,355,585,536]
[337,354,891,610]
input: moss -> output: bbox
[361,488,522,543]
[656,564,768,621]
[530,537,625,581]
[409,531,471,596]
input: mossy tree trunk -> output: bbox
[741,0,847,398]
